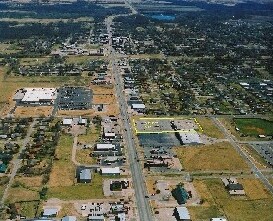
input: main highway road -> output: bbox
[106,15,154,221]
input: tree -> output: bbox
[39,187,48,200]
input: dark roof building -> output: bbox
[172,184,189,205]
[0,163,7,173]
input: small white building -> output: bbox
[63,118,73,126]
[174,206,191,221]
[43,208,59,217]
[131,103,145,112]
[101,167,120,175]
[222,177,245,196]
[62,117,87,126]
[96,144,115,151]
[62,216,77,221]
[210,218,227,221]
[104,132,116,139]
[117,213,126,221]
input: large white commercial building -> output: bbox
[14,88,57,105]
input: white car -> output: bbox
[81,204,87,210]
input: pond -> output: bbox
[150,14,176,21]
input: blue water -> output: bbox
[150,14,175,21]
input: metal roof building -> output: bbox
[174,207,191,221]
[77,167,92,183]
[14,88,57,105]
[172,184,189,205]
[96,143,115,150]
[61,216,77,221]
[178,130,202,145]
[43,208,59,217]
[101,167,120,175]
[131,103,145,109]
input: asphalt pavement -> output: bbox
[106,15,154,221]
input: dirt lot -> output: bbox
[90,85,115,95]
[14,106,53,117]
[154,207,177,221]
[58,109,96,117]
[93,94,115,104]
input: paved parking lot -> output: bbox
[134,118,200,134]
[251,143,273,166]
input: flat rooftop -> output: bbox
[14,88,57,103]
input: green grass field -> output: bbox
[234,118,273,136]
[19,201,40,218]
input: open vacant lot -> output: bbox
[14,106,53,117]
[75,149,97,165]
[6,187,40,203]
[91,85,115,95]
[78,123,100,144]
[174,142,250,172]
[58,109,95,117]
[193,178,273,221]
[238,178,272,200]
[47,174,104,200]
[6,176,43,204]
[17,201,40,218]
[196,117,225,139]
[47,133,104,200]
[48,134,75,187]
[93,94,115,104]
[188,205,223,221]
[241,144,269,169]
